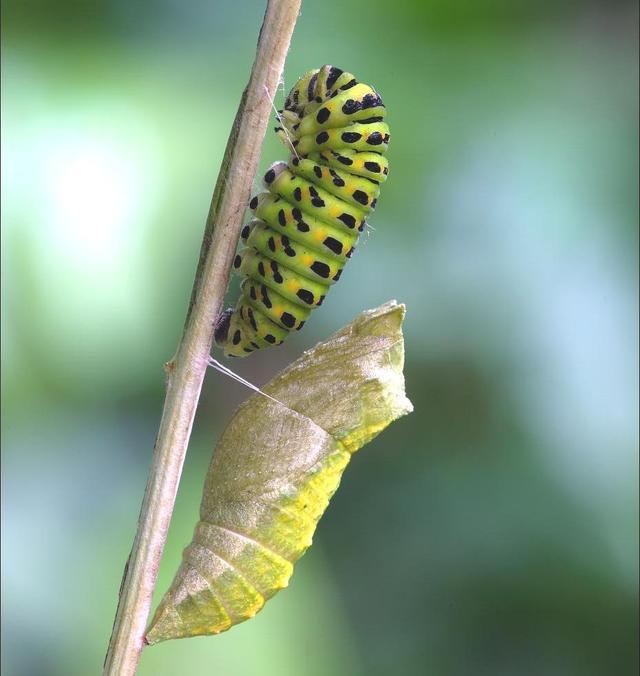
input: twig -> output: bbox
[103,2,302,674]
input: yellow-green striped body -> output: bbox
[215,65,390,357]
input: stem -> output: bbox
[103,2,302,674]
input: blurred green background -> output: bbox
[2,1,638,674]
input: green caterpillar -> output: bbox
[215,65,390,357]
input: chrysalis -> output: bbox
[215,65,390,357]
[146,300,412,643]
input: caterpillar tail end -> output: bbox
[213,308,246,359]
[214,306,287,358]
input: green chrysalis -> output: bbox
[147,300,412,643]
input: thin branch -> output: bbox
[103,2,302,674]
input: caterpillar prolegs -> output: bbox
[214,65,390,357]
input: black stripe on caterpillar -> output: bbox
[215,65,390,357]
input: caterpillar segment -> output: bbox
[215,65,390,357]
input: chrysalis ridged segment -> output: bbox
[215,65,390,357]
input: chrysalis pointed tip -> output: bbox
[145,604,183,645]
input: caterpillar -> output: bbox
[146,302,412,643]
[214,65,390,357]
